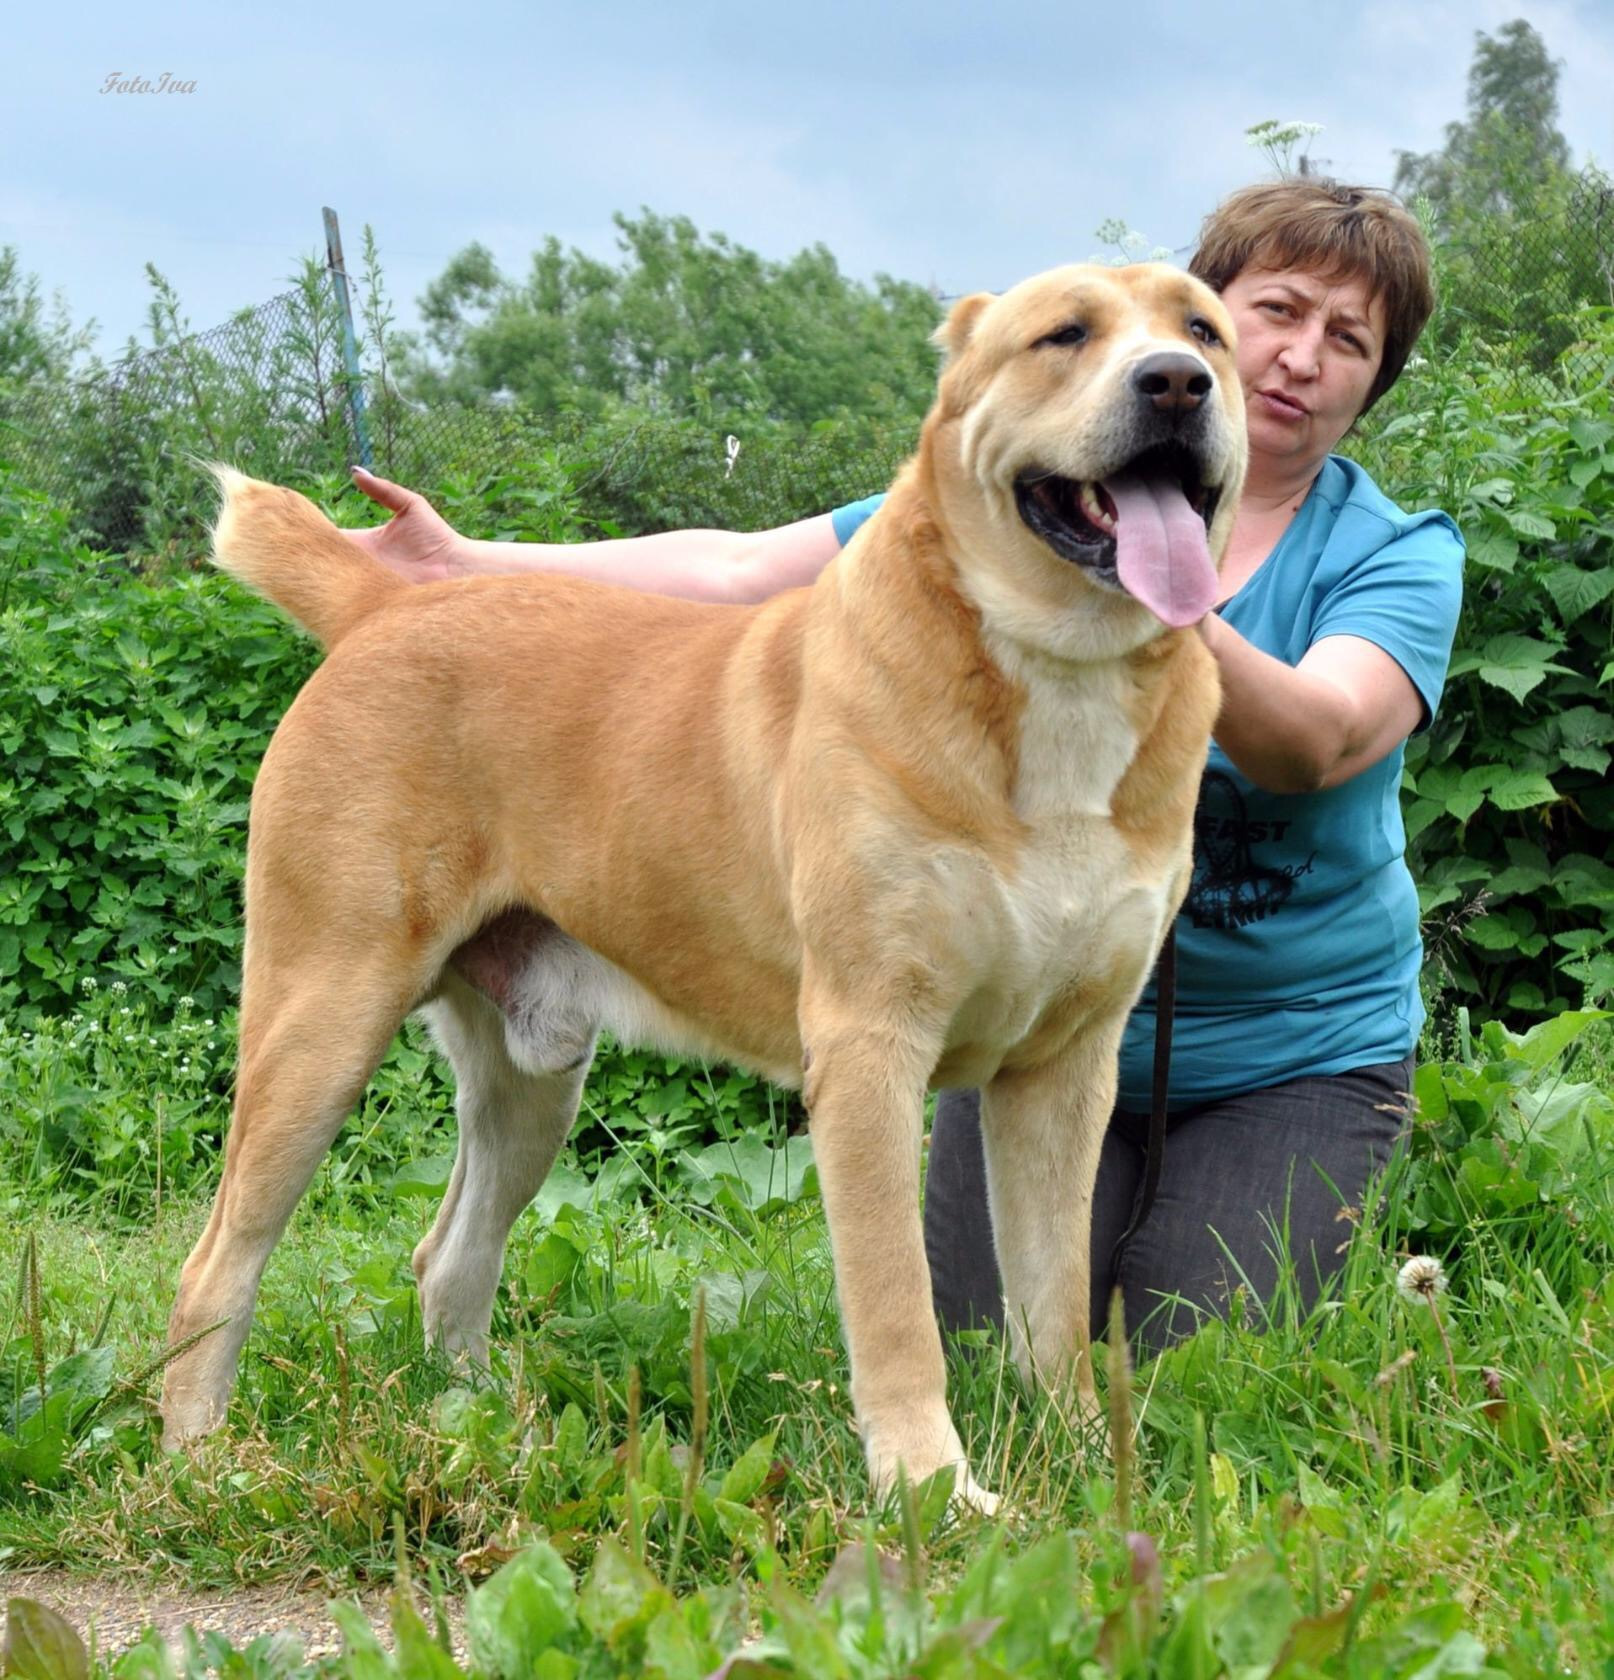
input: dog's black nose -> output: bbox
[1133,352,1212,414]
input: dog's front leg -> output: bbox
[799,977,995,1511]
[980,1022,1125,1427]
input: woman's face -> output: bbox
[1219,266,1386,472]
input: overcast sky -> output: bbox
[4,0,1611,366]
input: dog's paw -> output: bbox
[864,1410,999,1519]
[951,1468,1001,1518]
[158,1395,226,1453]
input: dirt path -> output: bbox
[2,1568,467,1665]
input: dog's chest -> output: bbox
[957,656,1173,1054]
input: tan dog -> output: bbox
[161,262,1245,1508]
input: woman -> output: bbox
[344,178,1464,1353]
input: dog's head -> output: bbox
[924,263,1246,660]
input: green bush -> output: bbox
[1347,303,1614,1019]
[0,467,316,1019]
[0,460,789,1204]
[1402,1007,1614,1291]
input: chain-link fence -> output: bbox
[4,173,1610,556]
[0,266,920,555]
[1419,169,1614,400]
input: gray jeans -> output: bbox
[923,1058,1413,1355]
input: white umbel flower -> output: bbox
[1397,1255,1448,1307]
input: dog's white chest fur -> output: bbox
[946,645,1172,1071]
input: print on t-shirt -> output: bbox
[1185,771,1295,930]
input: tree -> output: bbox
[1394,18,1571,221]
[394,211,943,427]
[0,247,96,390]
[1389,20,1609,375]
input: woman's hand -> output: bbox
[343,467,466,583]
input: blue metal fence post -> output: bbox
[322,206,373,469]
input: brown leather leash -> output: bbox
[1110,923,1176,1272]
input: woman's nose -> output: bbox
[1278,326,1323,379]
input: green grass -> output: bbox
[2,1011,1612,1675]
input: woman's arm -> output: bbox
[1198,615,1424,793]
[345,467,840,604]
[458,512,841,603]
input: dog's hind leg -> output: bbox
[160,951,423,1449]
[411,965,594,1362]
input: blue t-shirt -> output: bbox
[827,458,1465,1107]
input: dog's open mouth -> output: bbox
[1014,441,1224,628]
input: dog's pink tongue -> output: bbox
[1103,473,1218,628]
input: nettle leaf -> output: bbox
[1503,507,1557,541]
[1487,770,1559,811]
[1473,633,1572,704]
[1466,476,1515,505]
[1543,564,1614,623]
[1568,416,1614,452]
[1559,706,1614,749]
[1568,454,1602,489]
[1487,862,1551,898]
[1552,853,1614,907]
[1466,915,1520,951]
[1564,951,1614,990]
[1404,798,1445,842]
[1480,633,1569,667]
[1465,527,1518,572]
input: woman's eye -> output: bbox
[1189,317,1221,348]
[1037,323,1088,348]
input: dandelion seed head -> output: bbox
[1397,1255,1447,1307]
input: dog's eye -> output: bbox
[1188,317,1222,348]
[1036,323,1088,349]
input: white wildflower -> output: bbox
[1397,1255,1448,1308]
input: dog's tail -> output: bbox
[207,466,407,650]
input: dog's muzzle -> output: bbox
[1013,420,1226,628]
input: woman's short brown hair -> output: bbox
[1188,178,1435,414]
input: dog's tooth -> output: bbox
[1079,482,1116,533]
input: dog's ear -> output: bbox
[933,292,995,363]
